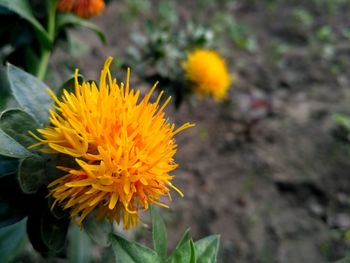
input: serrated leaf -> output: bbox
[151,205,167,259]
[0,218,27,263]
[56,13,106,44]
[194,235,220,263]
[68,224,92,263]
[111,234,162,263]
[0,108,39,147]
[7,63,52,125]
[166,239,193,263]
[0,0,50,48]
[18,155,46,193]
[0,129,31,158]
[83,212,112,247]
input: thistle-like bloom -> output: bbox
[57,0,105,18]
[30,57,193,229]
[183,49,232,101]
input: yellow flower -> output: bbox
[30,57,194,229]
[57,0,105,18]
[183,49,232,101]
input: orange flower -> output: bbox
[183,49,232,101]
[57,0,105,18]
[30,57,194,229]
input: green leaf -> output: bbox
[0,66,11,111]
[40,206,70,252]
[56,13,106,44]
[18,155,46,194]
[0,0,50,48]
[336,255,350,263]
[0,156,19,177]
[335,113,350,129]
[0,109,39,147]
[7,63,52,125]
[0,175,30,228]
[166,239,193,263]
[176,228,191,249]
[111,234,162,263]
[83,212,112,247]
[68,224,92,263]
[56,74,83,98]
[0,129,31,158]
[151,205,167,259]
[0,199,27,228]
[194,235,220,263]
[0,218,27,263]
[190,240,196,263]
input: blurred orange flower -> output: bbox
[57,0,105,18]
[30,57,193,229]
[183,49,232,101]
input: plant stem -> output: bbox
[36,0,57,80]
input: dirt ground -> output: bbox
[49,1,350,262]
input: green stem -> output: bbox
[36,0,57,80]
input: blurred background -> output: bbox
[12,0,350,262]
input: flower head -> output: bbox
[183,49,232,101]
[30,57,193,229]
[57,0,105,18]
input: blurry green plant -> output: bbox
[332,113,350,143]
[291,8,314,29]
[211,14,257,52]
[312,0,350,14]
[0,0,105,79]
[125,22,216,107]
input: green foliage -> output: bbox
[111,207,220,263]
[68,224,92,263]
[0,218,27,263]
[83,212,112,247]
[211,14,257,52]
[0,0,50,48]
[0,175,30,228]
[151,206,167,260]
[0,109,39,147]
[126,22,215,107]
[333,113,350,142]
[0,129,31,158]
[0,0,106,78]
[0,156,18,177]
[40,206,70,252]
[0,67,12,111]
[18,155,46,194]
[56,13,106,44]
[316,25,334,43]
[27,194,70,254]
[166,239,195,263]
[194,235,220,263]
[292,8,314,29]
[335,255,350,263]
[112,234,162,263]
[7,63,52,125]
